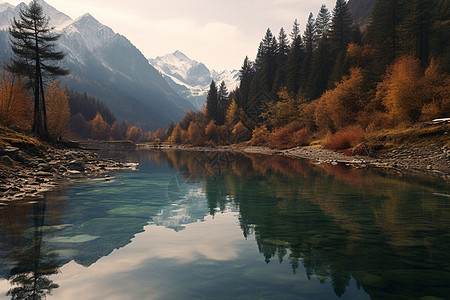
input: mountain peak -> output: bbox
[75,13,98,24]
[173,50,189,59]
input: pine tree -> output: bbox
[217,81,229,125]
[206,80,218,121]
[290,19,301,42]
[367,0,403,76]
[329,0,354,52]
[316,5,331,40]
[254,42,264,71]
[272,27,290,94]
[303,13,317,56]
[7,0,69,140]
[401,0,434,67]
[277,27,290,60]
[285,28,304,96]
[327,0,354,88]
[238,56,254,108]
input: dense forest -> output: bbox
[1,0,448,147]
[150,0,449,150]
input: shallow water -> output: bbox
[0,149,449,299]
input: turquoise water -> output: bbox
[1,149,449,300]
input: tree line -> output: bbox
[155,0,449,150]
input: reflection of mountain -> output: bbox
[153,182,212,231]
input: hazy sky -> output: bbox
[6,0,337,70]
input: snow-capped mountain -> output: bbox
[150,51,239,110]
[0,0,193,129]
[0,0,71,29]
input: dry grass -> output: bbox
[365,123,450,151]
[0,125,46,151]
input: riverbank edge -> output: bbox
[138,143,450,181]
[0,143,138,204]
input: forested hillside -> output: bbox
[149,0,449,151]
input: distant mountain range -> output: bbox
[0,0,194,130]
[149,51,239,110]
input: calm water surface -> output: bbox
[1,150,449,300]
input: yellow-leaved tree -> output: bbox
[381,56,422,124]
[91,113,110,140]
[45,81,70,138]
[0,71,32,128]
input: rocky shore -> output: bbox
[0,144,138,203]
[142,143,450,181]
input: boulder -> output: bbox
[67,160,85,171]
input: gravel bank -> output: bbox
[0,145,138,203]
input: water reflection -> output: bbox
[0,149,449,299]
[136,150,450,299]
[1,197,60,299]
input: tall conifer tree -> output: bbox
[316,5,331,40]
[206,80,218,121]
[7,0,69,140]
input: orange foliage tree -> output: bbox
[380,56,423,124]
[109,121,123,140]
[45,81,70,138]
[418,60,450,120]
[249,125,270,146]
[315,67,365,132]
[126,125,143,142]
[168,124,183,144]
[0,71,32,128]
[91,113,110,140]
[205,120,219,143]
[188,121,205,146]
[231,121,251,144]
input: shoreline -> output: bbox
[0,144,138,204]
[1,140,448,204]
[139,143,450,181]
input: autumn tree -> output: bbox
[225,99,241,127]
[315,67,365,131]
[91,113,110,140]
[188,121,205,146]
[45,81,70,139]
[261,87,301,128]
[168,124,183,144]
[205,120,219,143]
[153,128,167,142]
[126,126,143,142]
[7,0,69,140]
[109,121,123,140]
[0,71,32,128]
[231,121,251,144]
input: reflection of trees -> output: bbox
[130,149,450,298]
[4,199,59,300]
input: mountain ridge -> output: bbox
[0,0,193,130]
